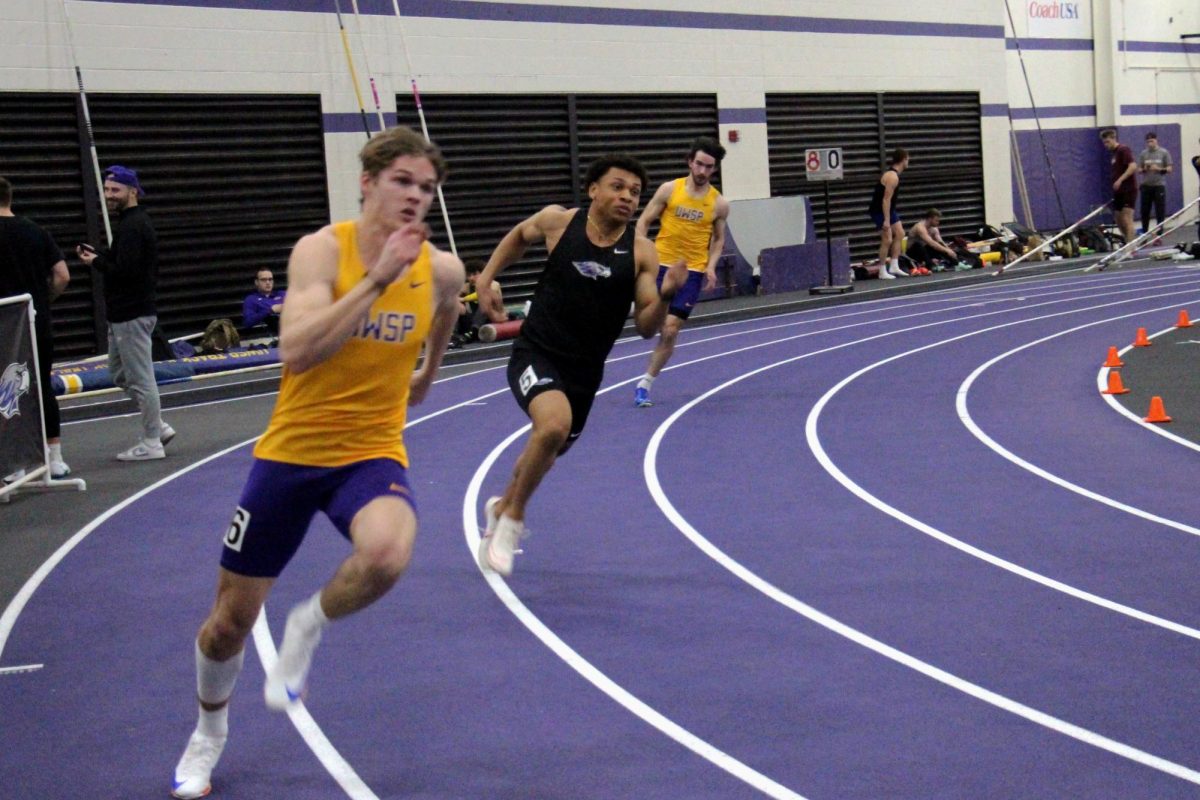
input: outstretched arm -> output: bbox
[476,205,568,313]
[632,236,683,337]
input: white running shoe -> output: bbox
[117,440,166,461]
[49,460,71,478]
[161,423,177,446]
[171,730,226,799]
[887,264,906,277]
[878,268,896,280]
[484,496,501,534]
[264,605,323,711]
[478,513,526,577]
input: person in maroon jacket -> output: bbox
[1100,129,1138,245]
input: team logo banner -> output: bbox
[0,300,45,477]
[1026,0,1090,38]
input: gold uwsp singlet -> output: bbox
[654,178,719,272]
[254,221,433,468]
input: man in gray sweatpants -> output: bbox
[77,165,176,460]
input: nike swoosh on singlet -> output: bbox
[613,249,629,254]
[409,280,427,288]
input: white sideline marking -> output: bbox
[465,432,808,799]
[251,612,378,800]
[0,663,43,676]
[637,285,1200,784]
[959,310,1200,536]
[1099,328,1200,453]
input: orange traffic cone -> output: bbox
[1133,327,1152,347]
[1102,347,1124,368]
[1176,309,1193,328]
[1144,396,1172,423]
[1102,371,1130,395]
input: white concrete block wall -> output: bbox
[5,1,1196,226]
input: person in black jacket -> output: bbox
[76,165,176,461]
[0,177,72,477]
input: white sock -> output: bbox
[890,258,900,270]
[637,375,655,391]
[48,443,62,461]
[195,641,244,736]
[197,706,229,739]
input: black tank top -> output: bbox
[869,168,900,215]
[518,208,637,367]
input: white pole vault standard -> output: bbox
[994,201,1110,276]
[389,0,458,257]
[349,0,388,133]
[1086,195,1200,272]
[60,0,112,245]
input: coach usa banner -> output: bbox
[0,299,44,477]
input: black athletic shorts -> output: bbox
[506,339,602,454]
[1112,187,1138,212]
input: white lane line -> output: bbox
[452,277,1195,799]
[1098,329,1200,454]
[251,612,378,800]
[0,388,508,798]
[463,425,808,800]
[641,312,1200,786]
[959,309,1200,536]
[803,291,1200,642]
[645,428,1200,785]
[0,664,42,675]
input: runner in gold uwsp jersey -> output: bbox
[170,126,464,800]
[634,136,730,407]
[254,220,433,469]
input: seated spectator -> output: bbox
[452,259,507,348]
[242,268,285,335]
[906,209,958,270]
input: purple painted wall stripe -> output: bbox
[1120,40,1200,54]
[1121,103,1200,116]
[323,111,398,134]
[1006,37,1093,51]
[981,104,1009,117]
[1009,105,1096,120]
[94,0,1004,38]
[719,108,766,125]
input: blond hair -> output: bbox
[359,126,447,182]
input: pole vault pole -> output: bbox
[332,0,373,139]
[1086,196,1200,272]
[1004,0,1068,229]
[349,0,388,132]
[994,201,1110,276]
[60,0,112,245]
[389,0,458,256]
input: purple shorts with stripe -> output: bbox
[219,457,416,578]
[657,266,706,320]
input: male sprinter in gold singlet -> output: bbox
[633,136,730,407]
[169,126,463,799]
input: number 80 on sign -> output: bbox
[805,148,843,181]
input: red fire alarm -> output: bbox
[728,130,740,143]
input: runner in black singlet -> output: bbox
[474,153,688,577]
